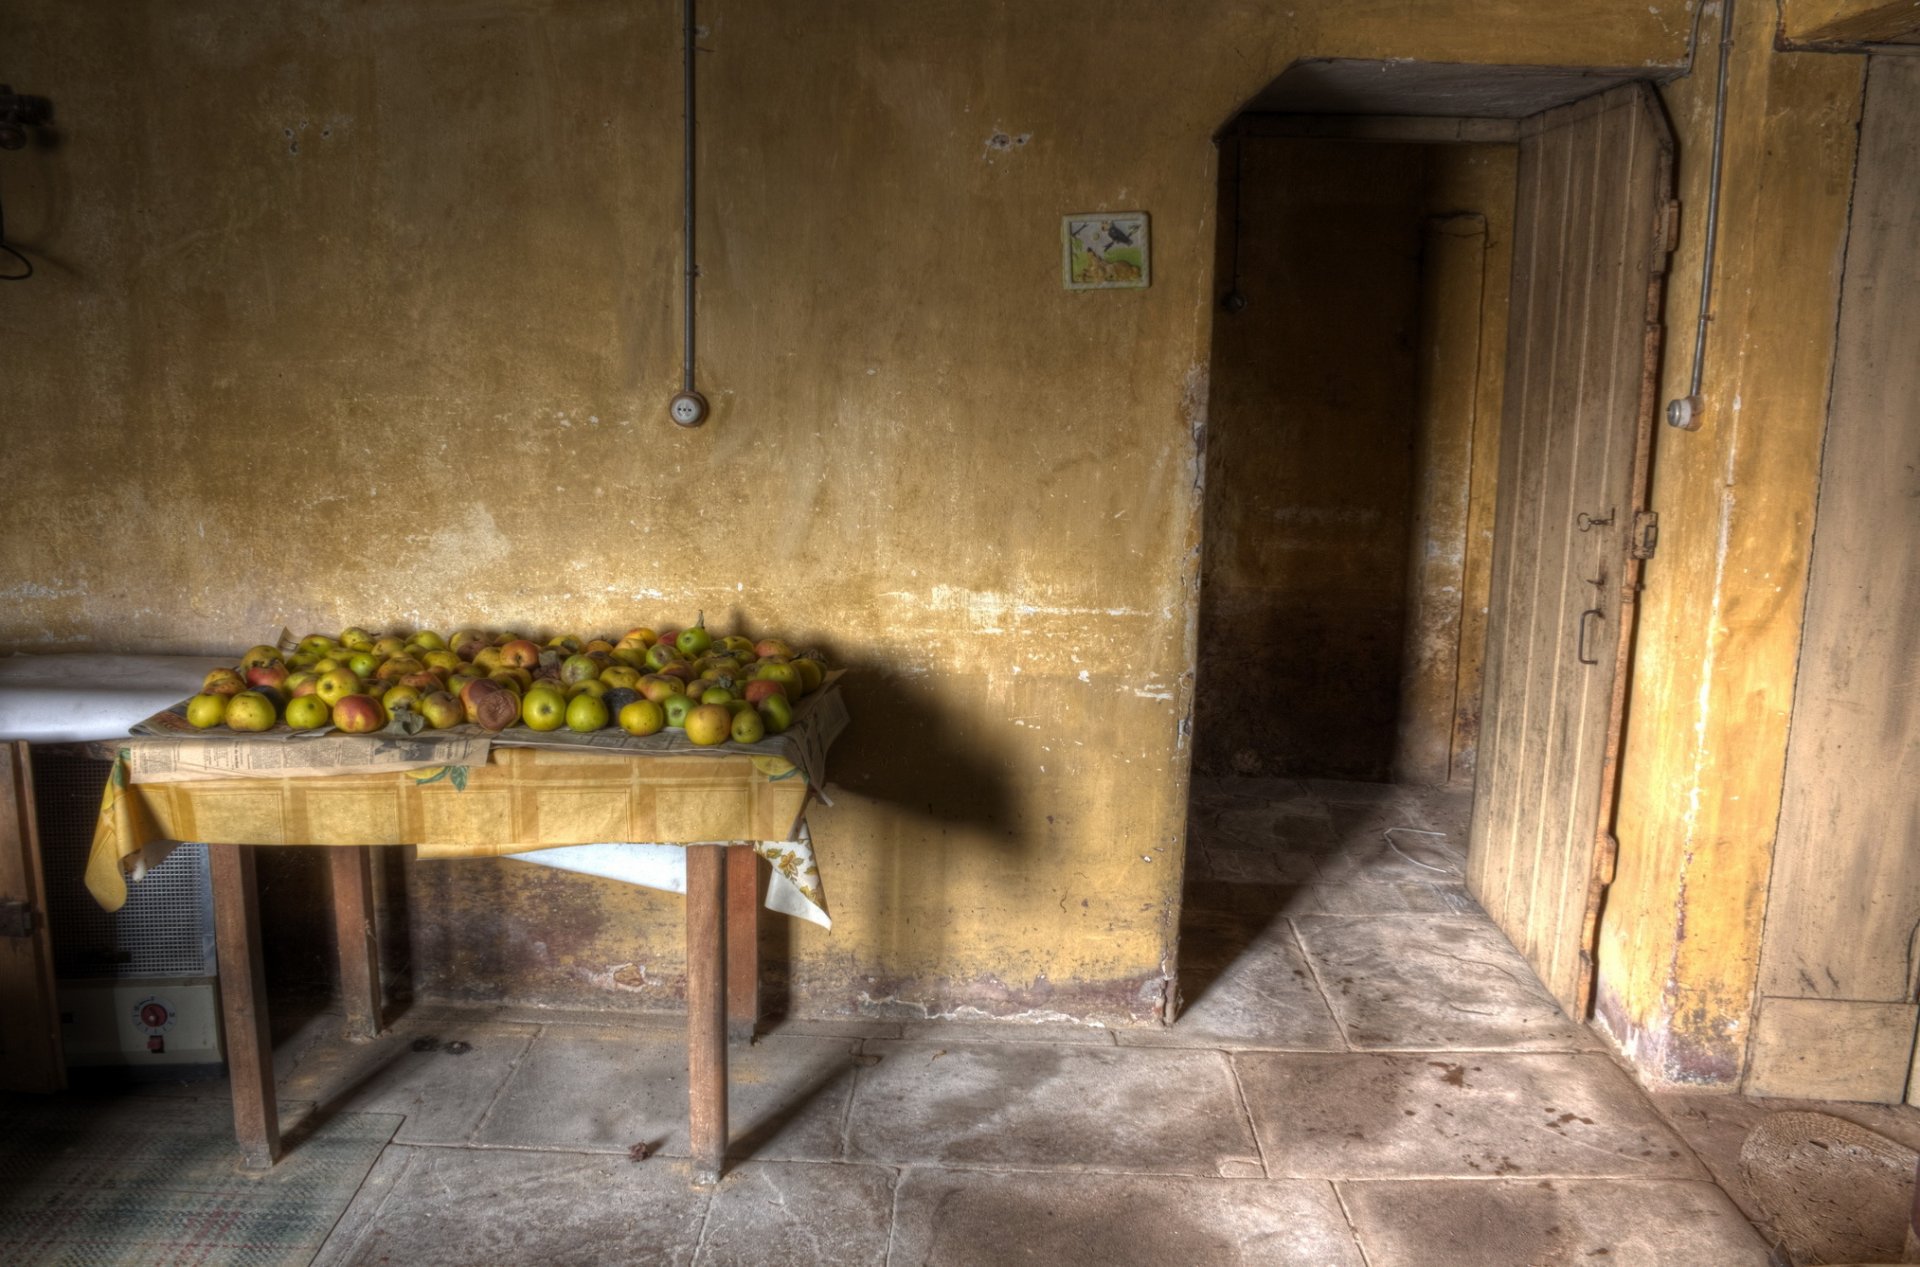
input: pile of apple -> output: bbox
[182,616,829,747]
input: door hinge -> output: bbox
[1631,510,1660,560]
[1661,199,1681,254]
[0,899,36,938]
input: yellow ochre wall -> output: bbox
[1597,1,1866,1082]
[10,1,1842,1036]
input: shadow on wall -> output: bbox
[276,642,1024,1017]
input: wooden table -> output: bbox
[213,838,765,1184]
[88,691,845,1185]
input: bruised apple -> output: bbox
[462,679,519,731]
[202,668,247,698]
[246,661,290,689]
[419,690,464,730]
[639,675,683,703]
[226,691,277,732]
[743,678,787,706]
[240,645,283,671]
[499,639,542,669]
[332,694,385,733]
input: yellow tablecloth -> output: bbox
[86,745,828,920]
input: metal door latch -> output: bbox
[1631,510,1660,559]
[1576,508,1616,532]
[0,899,36,937]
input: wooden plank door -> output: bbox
[1467,83,1674,1016]
[1747,56,1920,1104]
[0,743,66,1091]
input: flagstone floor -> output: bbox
[38,778,1920,1264]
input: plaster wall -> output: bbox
[1597,1,1865,1082]
[0,1,1693,1024]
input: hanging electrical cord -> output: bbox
[0,199,29,282]
[667,1,709,428]
[0,84,50,282]
[1666,0,1736,432]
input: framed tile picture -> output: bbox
[1063,212,1150,290]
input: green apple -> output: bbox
[316,667,362,706]
[226,691,277,732]
[675,615,714,658]
[285,694,331,730]
[565,693,610,732]
[185,693,229,729]
[730,708,766,744]
[619,698,666,736]
[684,703,730,745]
[756,694,795,735]
[522,687,567,731]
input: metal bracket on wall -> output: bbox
[1630,510,1660,559]
[0,899,37,938]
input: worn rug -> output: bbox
[0,1092,396,1265]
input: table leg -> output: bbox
[209,843,280,1169]
[726,847,759,1044]
[329,845,383,1039]
[685,843,727,1184]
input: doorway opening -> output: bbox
[1176,62,1676,1034]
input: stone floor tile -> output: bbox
[889,1169,1364,1266]
[1126,915,1345,1050]
[1315,828,1468,886]
[280,1016,539,1145]
[844,1041,1260,1175]
[1304,881,1482,916]
[894,1018,1117,1045]
[474,1025,858,1162]
[445,1000,686,1031]
[1196,839,1325,885]
[1394,785,1476,836]
[1651,1090,1920,1236]
[1303,778,1411,804]
[1237,1052,1705,1180]
[695,1161,896,1266]
[1190,775,1314,807]
[319,1145,712,1266]
[1339,1178,1770,1266]
[1325,799,1427,844]
[1292,915,1598,1051]
[754,1017,906,1041]
[311,1143,418,1266]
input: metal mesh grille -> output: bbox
[34,750,215,979]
